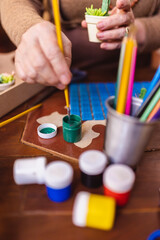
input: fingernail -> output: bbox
[60,74,70,85]
[97,22,104,30]
[97,32,104,39]
[57,83,65,90]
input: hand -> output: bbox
[82,0,134,50]
[15,21,72,90]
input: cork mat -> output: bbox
[21,90,106,163]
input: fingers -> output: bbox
[15,21,72,88]
[97,27,126,41]
[81,20,87,28]
[100,41,121,50]
[38,23,72,85]
[97,11,134,31]
[116,0,131,11]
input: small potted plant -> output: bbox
[85,0,110,42]
[0,72,15,91]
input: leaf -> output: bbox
[101,0,110,15]
[85,5,107,16]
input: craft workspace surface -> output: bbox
[0,65,160,240]
[22,81,156,163]
[21,90,106,162]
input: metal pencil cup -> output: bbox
[104,96,157,168]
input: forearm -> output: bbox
[135,14,160,52]
[0,0,44,46]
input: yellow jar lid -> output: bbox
[87,194,116,230]
[72,191,116,230]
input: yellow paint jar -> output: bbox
[72,191,116,231]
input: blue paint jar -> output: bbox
[45,161,73,202]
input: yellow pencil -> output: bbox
[0,103,42,128]
[52,0,70,115]
[116,37,135,114]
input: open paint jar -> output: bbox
[45,161,73,202]
[103,164,135,206]
[72,191,116,230]
[79,150,107,188]
[13,156,46,185]
[37,123,57,139]
[63,114,81,143]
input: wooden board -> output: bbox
[21,90,106,163]
[0,51,46,117]
[21,88,160,164]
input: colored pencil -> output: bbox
[140,88,160,122]
[114,36,127,108]
[150,109,160,121]
[135,80,160,117]
[147,99,160,121]
[0,103,42,128]
[142,65,160,104]
[116,38,134,114]
[125,43,137,115]
[52,0,70,113]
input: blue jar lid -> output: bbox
[45,161,73,189]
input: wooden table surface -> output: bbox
[0,61,160,240]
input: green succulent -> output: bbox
[139,88,147,99]
[85,0,110,16]
[101,0,110,15]
[0,73,14,84]
[85,5,107,16]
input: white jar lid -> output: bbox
[13,157,46,185]
[45,161,73,189]
[79,150,107,175]
[103,164,135,193]
[37,123,57,139]
[72,191,90,227]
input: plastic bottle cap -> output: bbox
[13,157,46,185]
[79,150,107,175]
[37,123,57,139]
[45,161,73,189]
[72,191,90,227]
[103,164,135,193]
[147,230,160,240]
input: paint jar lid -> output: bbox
[45,161,73,189]
[37,123,57,139]
[72,191,90,227]
[103,164,135,193]
[79,150,107,175]
[13,156,46,185]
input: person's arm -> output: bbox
[135,13,160,52]
[0,0,72,89]
[0,0,43,46]
[81,0,160,52]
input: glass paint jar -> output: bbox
[79,150,108,188]
[103,164,135,206]
[72,191,116,230]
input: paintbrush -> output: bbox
[0,103,42,128]
[52,0,70,119]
